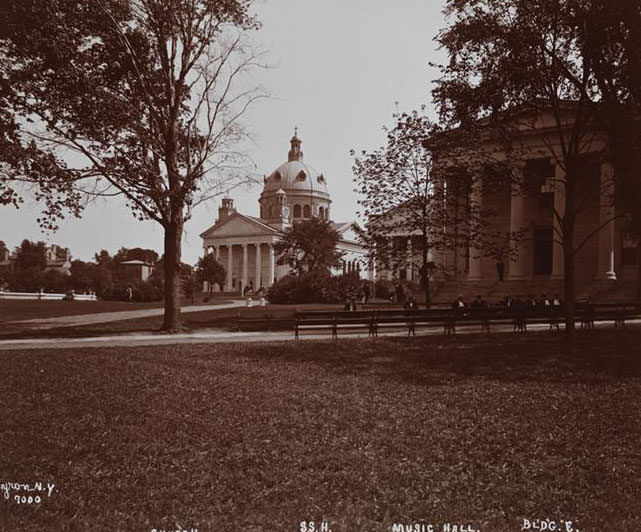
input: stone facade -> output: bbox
[373,108,638,296]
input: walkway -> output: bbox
[4,300,246,330]
[3,320,637,351]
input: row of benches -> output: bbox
[287,303,640,339]
[234,303,640,339]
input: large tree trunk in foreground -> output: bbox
[563,216,576,341]
[634,244,641,308]
[162,220,183,332]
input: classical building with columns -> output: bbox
[200,131,367,293]
[372,108,637,300]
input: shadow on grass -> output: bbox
[188,329,641,386]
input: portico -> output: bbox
[203,240,277,293]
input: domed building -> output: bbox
[200,131,368,293]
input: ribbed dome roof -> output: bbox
[262,131,329,195]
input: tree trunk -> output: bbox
[161,220,183,332]
[636,243,641,308]
[422,245,431,308]
[563,216,576,341]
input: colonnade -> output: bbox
[506,161,617,281]
[204,242,275,292]
[376,160,618,282]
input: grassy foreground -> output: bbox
[1,332,640,531]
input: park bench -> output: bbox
[293,307,503,339]
[575,302,640,329]
[291,302,641,339]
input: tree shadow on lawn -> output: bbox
[205,329,641,386]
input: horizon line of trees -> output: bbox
[0,240,203,302]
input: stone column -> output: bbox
[551,163,565,279]
[368,256,376,282]
[226,244,233,291]
[215,245,220,261]
[599,162,617,280]
[508,164,526,279]
[242,243,248,292]
[468,177,483,280]
[254,242,262,288]
[268,243,275,286]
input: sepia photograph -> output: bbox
[1,1,640,530]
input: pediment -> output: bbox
[200,212,279,238]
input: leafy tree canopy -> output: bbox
[0,0,264,330]
[196,253,226,291]
[274,217,343,275]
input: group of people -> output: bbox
[452,293,563,313]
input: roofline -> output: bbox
[199,211,282,238]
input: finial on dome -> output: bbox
[288,127,303,162]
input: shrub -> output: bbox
[326,272,362,303]
[374,279,395,300]
[267,270,330,304]
[267,271,367,305]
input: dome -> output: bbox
[263,160,328,194]
[259,129,332,224]
[262,130,329,196]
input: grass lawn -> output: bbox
[1,331,640,531]
[0,301,397,338]
[0,294,234,324]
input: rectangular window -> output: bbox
[533,227,553,275]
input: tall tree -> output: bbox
[274,217,343,275]
[9,240,48,291]
[352,111,485,306]
[196,253,226,293]
[433,0,611,337]
[0,0,264,331]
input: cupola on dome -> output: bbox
[262,130,329,195]
[259,128,332,223]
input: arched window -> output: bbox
[303,204,311,218]
[296,171,306,181]
[293,204,301,218]
[273,171,282,181]
[319,206,325,218]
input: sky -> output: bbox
[0,0,447,265]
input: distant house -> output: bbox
[45,244,72,275]
[118,260,153,282]
[1,243,72,277]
